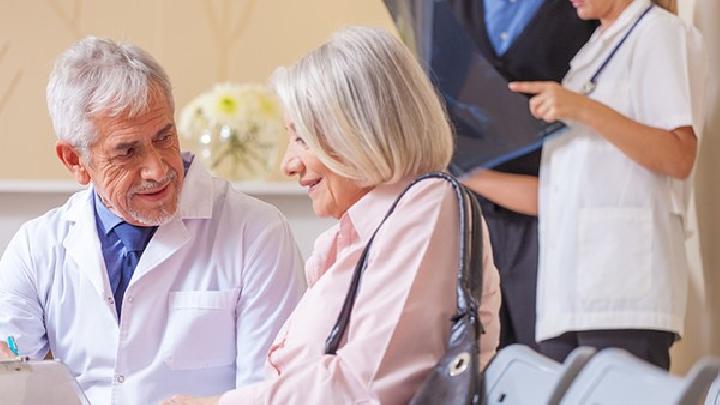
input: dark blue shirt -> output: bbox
[93,154,192,321]
[483,0,544,55]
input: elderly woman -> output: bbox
[165,26,501,405]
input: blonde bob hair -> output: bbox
[271,26,453,187]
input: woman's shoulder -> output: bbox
[633,7,705,63]
[400,176,456,198]
[391,176,458,213]
[642,7,700,38]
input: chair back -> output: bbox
[706,376,720,405]
[484,345,595,405]
[561,349,720,405]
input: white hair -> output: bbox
[46,36,174,149]
[271,26,453,187]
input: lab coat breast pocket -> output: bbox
[577,207,652,302]
[162,289,239,370]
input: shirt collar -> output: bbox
[92,152,195,232]
[567,0,652,77]
[598,0,652,41]
[93,191,124,236]
[343,177,415,241]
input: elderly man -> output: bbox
[0,37,304,404]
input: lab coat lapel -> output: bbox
[128,159,214,285]
[566,0,650,84]
[130,215,190,284]
[62,190,113,300]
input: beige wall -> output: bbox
[663,0,720,374]
[0,0,395,180]
[687,0,720,368]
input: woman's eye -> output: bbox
[294,136,306,145]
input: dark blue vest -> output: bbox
[449,0,598,176]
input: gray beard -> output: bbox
[127,204,177,226]
[125,168,181,226]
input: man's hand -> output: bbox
[160,395,221,405]
[0,341,15,359]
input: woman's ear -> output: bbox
[56,141,91,185]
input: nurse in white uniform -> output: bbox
[509,0,706,369]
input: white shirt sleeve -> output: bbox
[630,16,707,134]
[233,211,305,386]
[0,226,49,358]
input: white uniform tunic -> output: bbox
[536,0,707,341]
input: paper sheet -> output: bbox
[0,359,89,405]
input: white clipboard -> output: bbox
[0,358,90,405]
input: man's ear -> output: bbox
[56,141,91,185]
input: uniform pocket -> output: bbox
[577,208,652,301]
[162,289,239,370]
[593,78,632,117]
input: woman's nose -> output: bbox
[282,149,302,177]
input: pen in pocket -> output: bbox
[7,335,19,356]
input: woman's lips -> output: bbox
[304,179,321,194]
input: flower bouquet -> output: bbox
[179,83,284,180]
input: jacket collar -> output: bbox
[177,153,214,220]
[568,0,652,77]
[62,190,110,302]
[598,0,652,42]
[305,177,414,287]
[93,190,124,236]
[344,177,414,242]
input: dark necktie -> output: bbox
[112,222,152,320]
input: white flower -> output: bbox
[178,92,211,139]
[177,82,285,177]
[179,83,283,140]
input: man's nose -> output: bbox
[141,147,169,180]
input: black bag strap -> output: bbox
[325,171,483,354]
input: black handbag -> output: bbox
[324,171,486,404]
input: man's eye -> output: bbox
[120,147,135,157]
[156,133,172,142]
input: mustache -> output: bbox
[129,168,178,195]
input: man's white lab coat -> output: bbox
[0,159,305,404]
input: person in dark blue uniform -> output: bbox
[447,0,597,350]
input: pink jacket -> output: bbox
[220,178,501,404]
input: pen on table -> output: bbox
[7,335,19,356]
